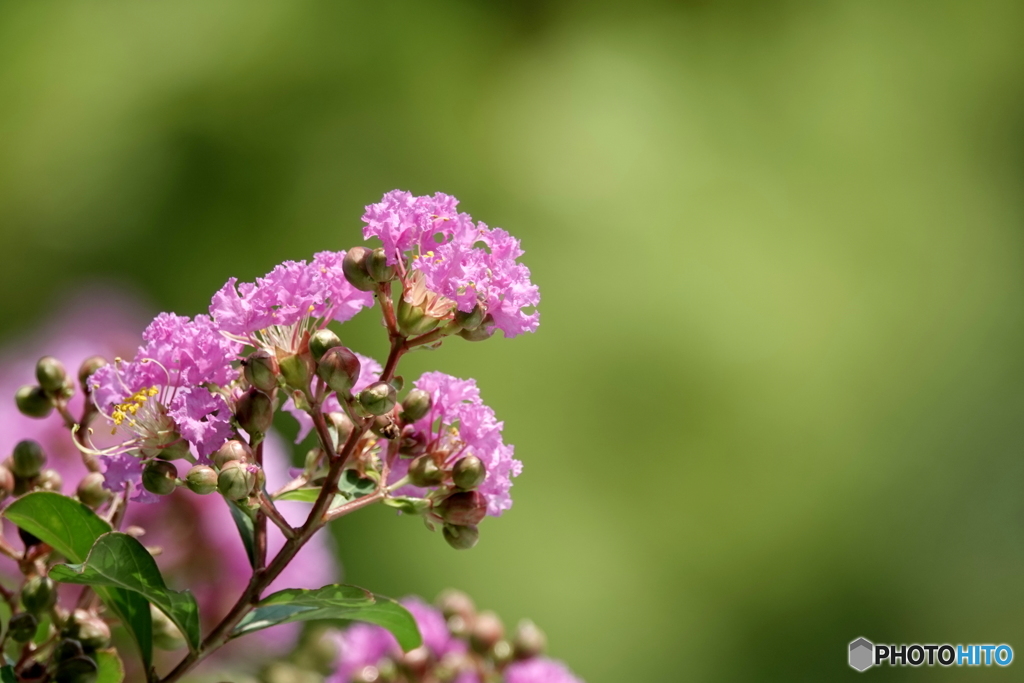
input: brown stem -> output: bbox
[258,493,296,539]
[377,282,400,337]
[254,441,267,570]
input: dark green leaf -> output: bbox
[338,470,376,499]
[103,588,153,672]
[0,665,14,683]
[96,649,126,683]
[341,594,422,652]
[49,532,200,652]
[227,499,257,569]
[0,598,10,644]
[4,491,110,561]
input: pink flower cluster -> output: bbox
[362,190,540,337]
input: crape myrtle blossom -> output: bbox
[504,659,584,683]
[362,190,540,338]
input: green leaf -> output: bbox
[382,497,429,515]
[49,532,200,652]
[0,598,10,644]
[341,594,422,652]
[227,499,257,569]
[275,487,322,503]
[3,491,111,561]
[338,470,376,499]
[0,665,14,683]
[104,589,153,673]
[96,649,126,683]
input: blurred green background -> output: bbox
[3,0,1024,680]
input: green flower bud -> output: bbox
[454,304,485,331]
[371,415,400,440]
[396,296,442,337]
[53,655,98,683]
[78,356,107,387]
[512,619,547,659]
[0,465,14,503]
[236,389,274,436]
[470,610,504,654]
[442,523,479,550]
[213,439,251,469]
[151,605,185,651]
[400,388,432,422]
[367,247,396,283]
[457,319,495,342]
[493,639,514,666]
[36,356,68,394]
[317,346,361,394]
[436,491,487,526]
[185,465,218,495]
[408,455,443,487]
[75,616,111,650]
[12,439,46,478]
[358,381,397,416]
[309,328,342,361]
[76,472,111,508]
[399,429,427,456]
[37,468,63,492]
[8,612,38,642]
[21,575,56,614]
[342,246,376,292]
[156,438,192,461]
[452,455,486,491]
[242,350,279,393]
[218,461,256,501]
[279,353,314,392]
[55,638,85,662]
[142,460,178,496]
[15,384,52,418]
[437,588,476,622]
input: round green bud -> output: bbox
[367,247,396,283]
[309,328,342,361]
[436,490,487,526]
[55,638,85,662]
[21,575,57,614]
[512,619,547,659]
[442,523,479,550]
[156,438,192,461]
[0,465,14,503]
[36,356,68,394]
[15,384,52,419]
[213,439,251,469]
[37,468,63,492]
[76,472,110,508]
[317,346,361,395]
[396,297,442,337]
[493,639,514,666]
[141,460,178,496]
[470,610,504,653]
[342,246,376,292]
[400,388,432,422]
[75,616,111,650]
[408,455,443,487]
[236,389,274,436]
[457,321,495,342]
[151,605,185,651]
[243,350,279,394]
[12,439,47,478]
[185,465,218,495]
[279,353,314,392]
[452,455,486,490]
[454,304,486,331]
[8,612,38,642]
[218,461,256,501]
[437,588,476,622]
[78,356,107,387]
[358,381,397,416]
[53,655,98,683]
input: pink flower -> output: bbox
[505,658,584,683]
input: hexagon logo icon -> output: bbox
[849,637,874,671]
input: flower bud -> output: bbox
[443,523,479,550]
[38,468,63,492]
[151,605,185,651]
[367,247,396,283]
[0,465,14,503]
[371,415,400,440]
[399,429,427,456]
[156,438,191,461]
[236,389,274,436]
[243,350,279,394]
[12,439,46,478]
[142,461,178,496]
[457,320,495,342]
[55,638,84,662]
[218,461,256,500]
[358,381,397,416]
[78,356,107,387]
[513,619,547,659]
[213,439,251,469]
[452,455,486,491]
[454,304,485,331]
[36,356,68,394]
[185,466,218,495]
[493,639,514,666]
[15,384,52,418]
[9,613,38,642]
[400,389,432,422]
[401,646,431,678]
[53,655,98,683]
[437,589,476,622]
[279,353,314,392]
[408,455,443,487]
[309,328,342,361]
[22,575,57,614]
[317,346,361,394]
[436,491,487,526]
[343,246,376,292]
[470,610,504,654]
[76,616,111,650]
[397,297,442,337]
[76,473,111,508]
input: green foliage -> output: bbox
[227,498,257,569]
[96,649,126,683]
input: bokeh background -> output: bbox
[2,1,1024,680]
